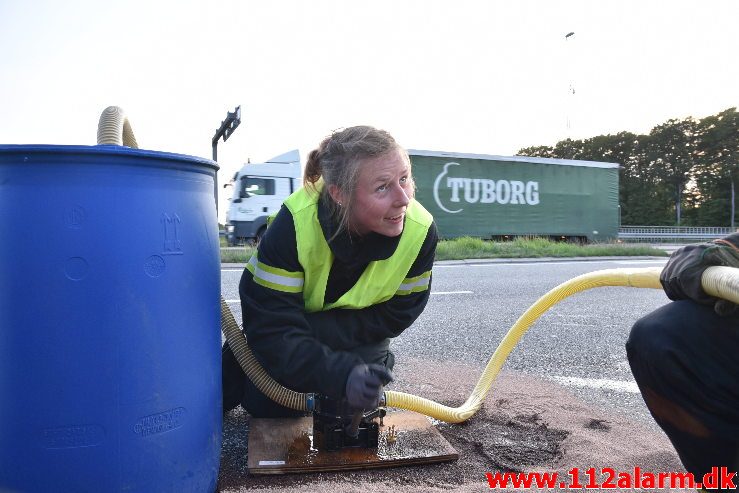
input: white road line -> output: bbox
[481,261,593,267]
[611,260,667,265]
[431,290,473,295]
[225,291,473,302]
[548,375,640,394]
[435,261,587,267]
[226,260,666,272]
[436,259,667,268]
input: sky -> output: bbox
[1,0,737,221]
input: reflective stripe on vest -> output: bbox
[396,270,432,295]
[246,253,304,293]
[284,185,433,312]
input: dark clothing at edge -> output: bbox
[627,233,739,488]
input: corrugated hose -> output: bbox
[382,265,738,422]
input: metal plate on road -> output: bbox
[247,411,458,475]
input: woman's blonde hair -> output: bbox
[304,125,412,237]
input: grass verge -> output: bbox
[435,236,667,261]
[220,237,667,264]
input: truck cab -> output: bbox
[225,150,301,246]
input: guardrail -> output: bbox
[619,226,736,242]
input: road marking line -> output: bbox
[226,291,472,302]
[436,259,667,268]
[227,259,667,272]
[611,260,667,265]
[548,375,640,394]
[436,261,588,267]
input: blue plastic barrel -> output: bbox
[0,145,222,493]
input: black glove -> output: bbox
[660,233,739,316]
[344,363,394,410]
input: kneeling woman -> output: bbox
[223,126,438,417]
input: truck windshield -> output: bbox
[240,177,275,197]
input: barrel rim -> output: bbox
[0,144,219,171]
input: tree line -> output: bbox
[517,107,738,227]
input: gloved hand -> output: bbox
[344,363,394,410]
[660,233,739,316]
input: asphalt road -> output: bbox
[218,256,682,492]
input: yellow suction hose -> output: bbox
[383,265,739,423]
[384,267,660,422]
[95,107,739,422]
[220,297,313,412]
[700,266,739,305]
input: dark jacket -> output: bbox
[239,198,438,399]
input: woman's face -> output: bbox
[346,148,413,237]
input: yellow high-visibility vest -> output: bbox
[279,185,433,312]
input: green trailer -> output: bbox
[408,150,620,242]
